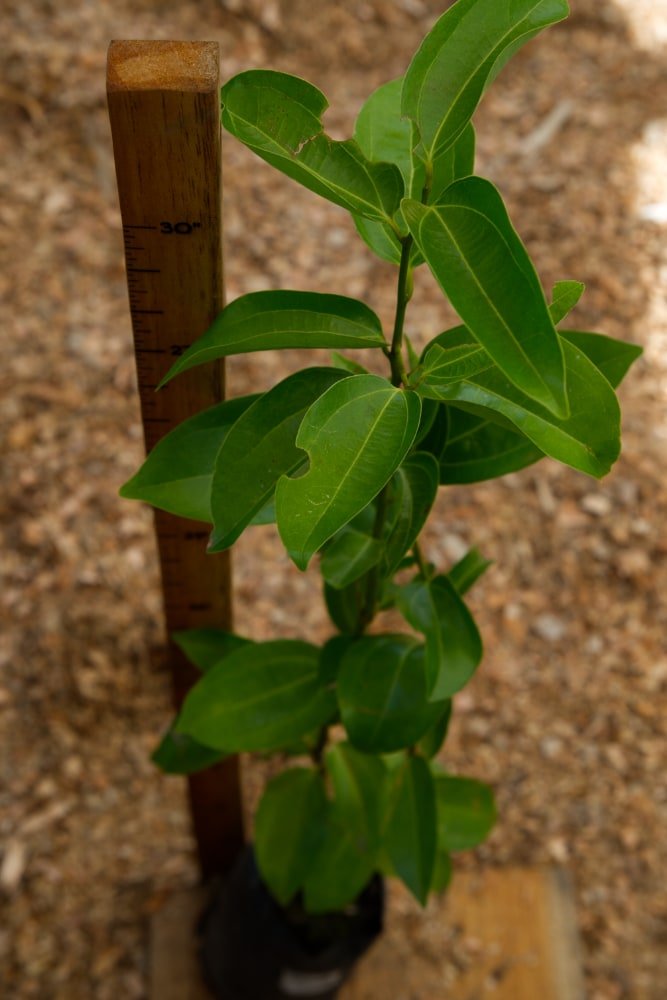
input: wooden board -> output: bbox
[149,868,585,999]
[107,41,244,878]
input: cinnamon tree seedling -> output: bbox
[121,0,640,914]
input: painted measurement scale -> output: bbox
[107,41,244,877]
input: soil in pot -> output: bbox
[199,846,384,1000]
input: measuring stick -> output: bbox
[107,41,243,878]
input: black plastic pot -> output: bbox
[199,847,384,1000]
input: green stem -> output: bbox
[356,238,415,632]
[413,540,431,580]
[388,237,414,387]
[311,725,329,774]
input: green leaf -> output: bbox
[326,742,387,853]
[384,756,437,905]
[447,548,492,596]
[560,330,643,388]
[549,280,584,325]
[439,405,543,484]
[151,723,225,775]
[417,701,452,759]
[176,640,336,752]
[402,0,569,161]
[383,452,439,575]
[403,179,568,417]
[160,291,386,387]
[250,498,275,526]
[276,375,421,570]
[221,70,403,224]
[431,850,453,894]
[323,579,364,635]
[354,77,420,201]
[338,635,447,753]
[318,635,353,685]
[119,395,258,521]
[353,214,405,267]
[435,774,497,853]
[209,368,350,551]
[430,123,476,202]
[352,72,474,266]
[416,327,621,478]
[330,351,368,374]
[417,402,450,461]
[396,575,482,700]
[320,527,383,589]
[303,800,377,913]
[255,767,328,906]
[172,629,251,673]
[411,341,491,386]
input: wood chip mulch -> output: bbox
[1,1,666,997]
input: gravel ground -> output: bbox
[1,1,666,998]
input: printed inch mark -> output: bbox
[160,221,202,235]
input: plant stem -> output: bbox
[413,540,431,580]
[356,238,415,632]
[311,725,329,774]
[388,237,413,387]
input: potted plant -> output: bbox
[120,1,640,997]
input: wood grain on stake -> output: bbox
[107,41,244,877]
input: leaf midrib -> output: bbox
[420,206,559,408]
[226,97,397,223]
[299,389,406,557]
[414,2,556,157]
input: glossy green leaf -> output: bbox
[401,0,569,161]
[250,498,276,526]
[411,341,491,386]
[414,397,439,445]
[430,123,476,202]
[303,800,377,913]
[396,575,482,700]
[549,280,584,325]
[221,70,403,224]
[447,548,492,596]
[354,77,419,200]
[320,527,383,589]
[329,351,368,374]
[318,635,353,685]
[276,375,421,570]
[384,756,437,905]
[160,291,386,387]
[119,395,258,521]
[436,774,497,852]
[172,629,251,673]
[403,179,568,417]
[255,767,328,906]
[560,330,643,388]
[383,452,439,575]
[326,742,387,853]
[431,850,453,894]
[417,328,620,478]
[177,641,336,752]
[209,368,350,551]
[338,635,447,753]
[417,701,452,759]
[323,579,364,635]
[151,723,225,775]
[417,403,450,461]
[440,405,543,484]
[353,214,405,267]
[352,72,474,266]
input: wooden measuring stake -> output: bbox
[107,40,244,878]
